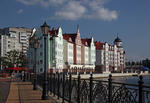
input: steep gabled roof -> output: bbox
[49,27,58,37]
[81,38,92,47]
[63,33,77,42]
[94,41,104,50]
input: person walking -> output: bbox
[21,71,24,81]
[11,71,15,81]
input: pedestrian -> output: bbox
[11,71,15,81]
[21,71,24,81]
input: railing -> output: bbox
[36,73,150,103]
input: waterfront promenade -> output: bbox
[5,81,55,103]
[1,72,150,103]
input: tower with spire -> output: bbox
[114,36,123,48]
[113,35,125,72]
[76,24,80,36]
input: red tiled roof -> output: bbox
[49,27,58,37]
[63,33,77,42]
[94,41,104,50]
[81,38,92,47]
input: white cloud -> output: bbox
[17,0,66,7]
[17,0,39,6]
[98,8,118,21]
[88,0,118,21]
[17,9,23,14]
[17,0,118,21]
[87,7,118,21]
[54,1,86,20]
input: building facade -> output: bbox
[95,37,125,73]
[28,23,125,74]
[63,28,96,74]
[29,24,96,73]
[0,27,32,56]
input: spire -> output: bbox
[114,33,122,42]
[77,24,80,34]
[41,21,49,28]
[117,33,119,38]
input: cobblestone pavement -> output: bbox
[6,81,55,103]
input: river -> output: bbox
[111,75,150,85]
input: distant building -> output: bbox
[95,37,125,73]
[28,23,125,74]
[0,27,32,56]
[63,27,96,73]
[29,24,96,73]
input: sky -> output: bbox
[0,0,150,61]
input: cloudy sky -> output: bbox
[0,0,150,61]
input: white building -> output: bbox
[0,27,32,56]
[49,27,64,73]
[95,37,125,73]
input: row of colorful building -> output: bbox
[28,22,125,74]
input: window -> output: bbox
[8,44,10,48]
[78,40,80,44]
[10,31,16,33]
[40,68,43,72]
[40,44,43,48]
[40,60,43,64]
[40,52,43,56]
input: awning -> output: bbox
[5,67,28,71]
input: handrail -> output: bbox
[34,73,150,103]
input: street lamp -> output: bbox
[41,22,49,100]
[29,35,40,90]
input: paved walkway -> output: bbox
[0,78,11,103]
[5,81,54,103]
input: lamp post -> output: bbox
[41,22,49,100]
[29,35,40,90]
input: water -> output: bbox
[125,76,150,85]
[98,76,150,103]
[111,76,150,85]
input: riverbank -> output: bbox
[72,72,150,79]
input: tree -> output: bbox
[131,61,135,66]
[0,50,28,70]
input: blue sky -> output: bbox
[0,0,150,61]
